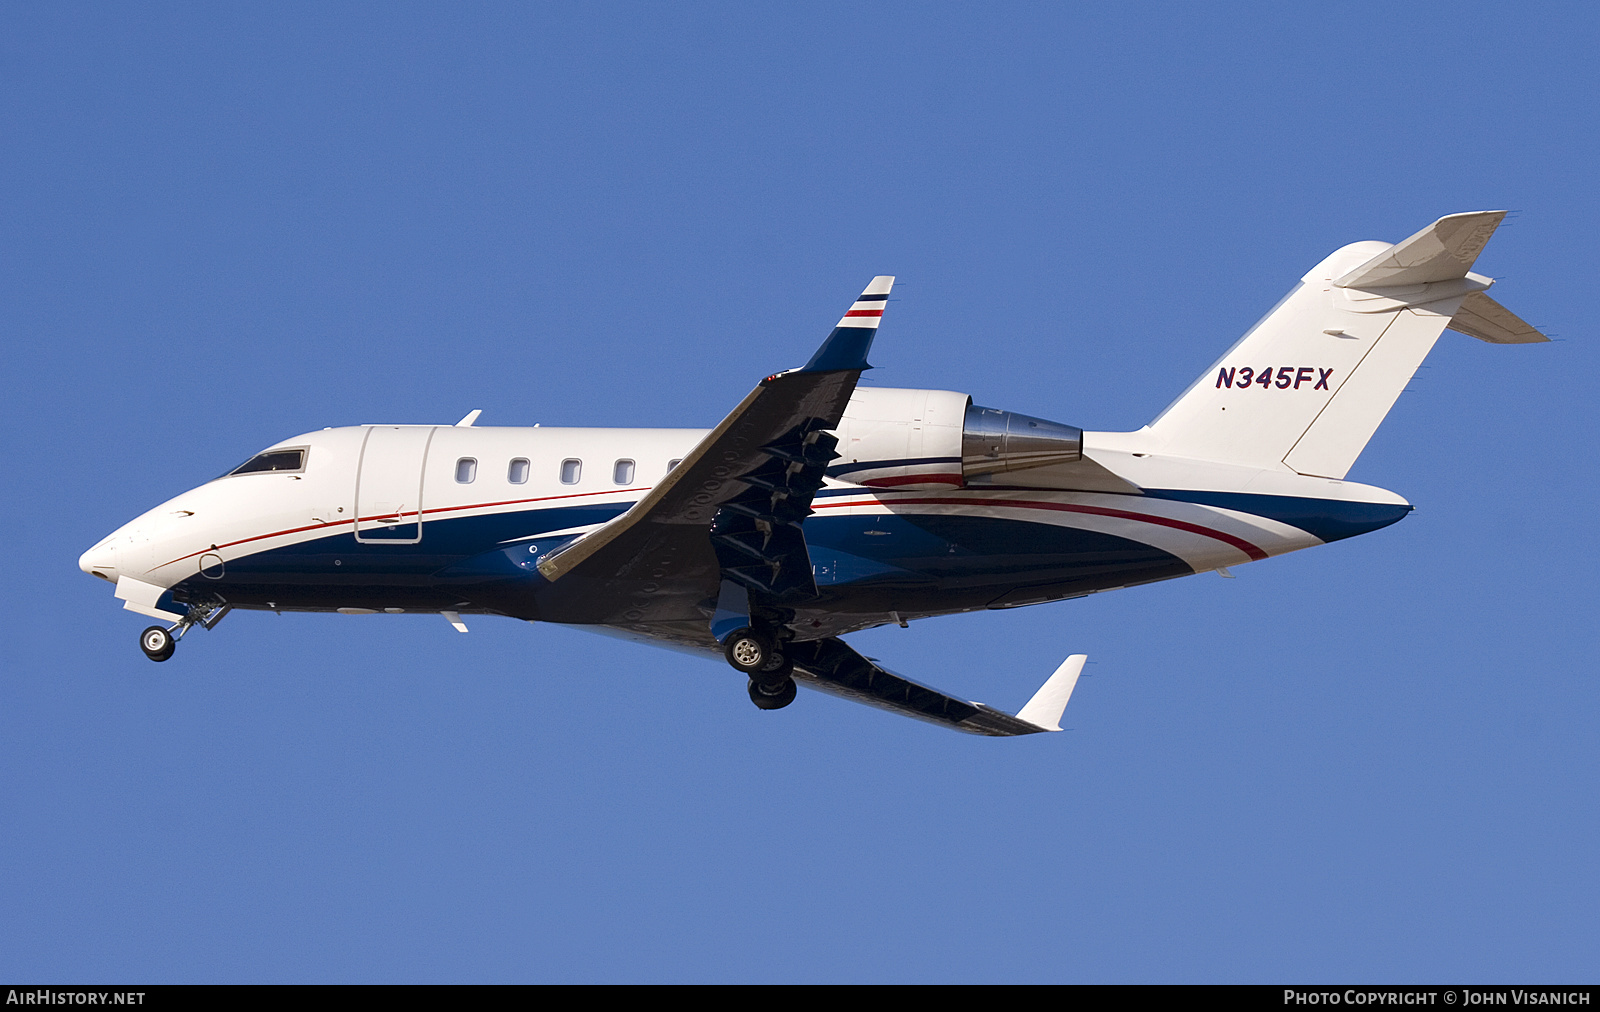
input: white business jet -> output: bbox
[79,212,1544,735]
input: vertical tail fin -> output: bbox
[1142,212,1544,479]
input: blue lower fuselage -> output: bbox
[159,486,1410,630]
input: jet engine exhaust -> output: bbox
[961,403,1083,476]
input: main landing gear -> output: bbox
[723,625,797,710]
[747,675,797,710]
[138,597,231,662]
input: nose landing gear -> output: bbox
[137,596,231,662]
[139,626,175,662]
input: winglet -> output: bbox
[1014,654,1087,732]
[801,276,895,372]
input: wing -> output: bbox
[532,277,895,631]
[788,637,1087,737]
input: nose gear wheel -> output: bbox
[139,626,175,662]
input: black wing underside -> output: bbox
[533,283,888,634]
[787,637,1057,736]
[532,369,852,631]
[529,277,1081,737]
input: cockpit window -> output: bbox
[227,448,307,476]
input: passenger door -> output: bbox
[354,426,435,543]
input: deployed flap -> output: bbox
[1448,291,1549,344]
[786,637,1079,737]
[533,278,894,626]
[1335,211,1505,288]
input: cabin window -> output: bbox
[560,458,582,484]
[508,458,530,484]
[228,448,306,476]
[667,458,682,472]
[455,457,477,483]
[613,459,636,485]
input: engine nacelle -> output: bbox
[831,388,1082,489]
[961,403,1083,477]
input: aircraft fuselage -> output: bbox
[80,422,1409,646]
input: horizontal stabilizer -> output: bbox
[1335,211,1505,288]
[787,637,1082,736]
[1448,291,1549,344]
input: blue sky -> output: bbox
[3,2,1597,982]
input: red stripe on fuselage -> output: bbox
[858,473,965,488]
[813,495,1270,561]
[153,488,1269,575]
[842,309,884,317]
[152,487,650,571]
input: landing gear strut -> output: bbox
[137,596,231,663]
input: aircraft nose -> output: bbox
[79,542,118,582]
